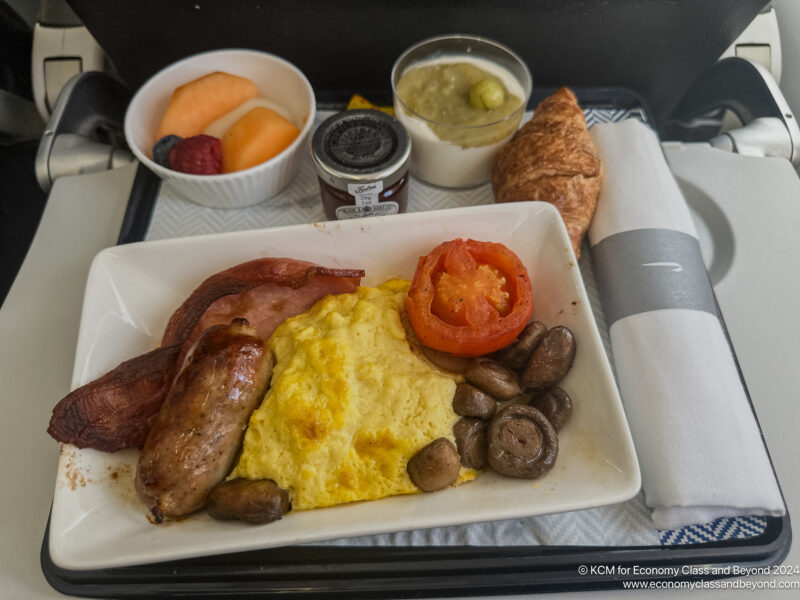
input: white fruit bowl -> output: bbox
[124,48,316,209]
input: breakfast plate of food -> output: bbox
[47,201,639,569]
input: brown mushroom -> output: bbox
[407,438,461,492]
[452,383,496,420]
[493,321,547,372]
[453,417,488,469]
[420,345,470,373]
[529,386,573,431]
[206,478,291,525]
[521,326,576,391]
[487,405,558,479]
[464,358,521,401]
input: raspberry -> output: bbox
[152,135,182,168]
[169,135,222,175]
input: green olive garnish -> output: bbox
[469,79,505,110]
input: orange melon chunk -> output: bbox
[222,107,301,173]
[155,72,258,140]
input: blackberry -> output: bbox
[152,135,182,168]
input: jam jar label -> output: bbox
[347,182,384,206]
[336,201,399,219]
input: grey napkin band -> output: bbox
[590,228,717,326]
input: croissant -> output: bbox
[491,87,602,257]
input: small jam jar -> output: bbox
[311,109,411,220]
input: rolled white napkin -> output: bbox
[588,119,785,530]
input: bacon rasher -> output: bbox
[48,258,364,452]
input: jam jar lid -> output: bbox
[311,109,411,192]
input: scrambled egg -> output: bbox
[231,278,476,510]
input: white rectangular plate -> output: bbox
[49,202,640,570]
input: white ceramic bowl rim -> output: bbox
[390,33,533,131]
[124,48,316,181]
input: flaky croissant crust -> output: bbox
[492,87,603,257]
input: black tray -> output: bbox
[42,87,791,598]
[41,515,790,598]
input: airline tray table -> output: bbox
[41,87,791,598]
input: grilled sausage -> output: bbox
[135,319,273,522]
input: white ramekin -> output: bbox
[391,34,532,189]
[124,48,316,209]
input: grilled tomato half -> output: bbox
[406,239,533,357]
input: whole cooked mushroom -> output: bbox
[464,358,521,401]
[521,326,576,391]
[529,386,573,432]
[493,321,547,372]
[453,417,488,469]
[487,405,558,479]
[407,438,461,492]
[206,478,291,524]
[452,383,496,420]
